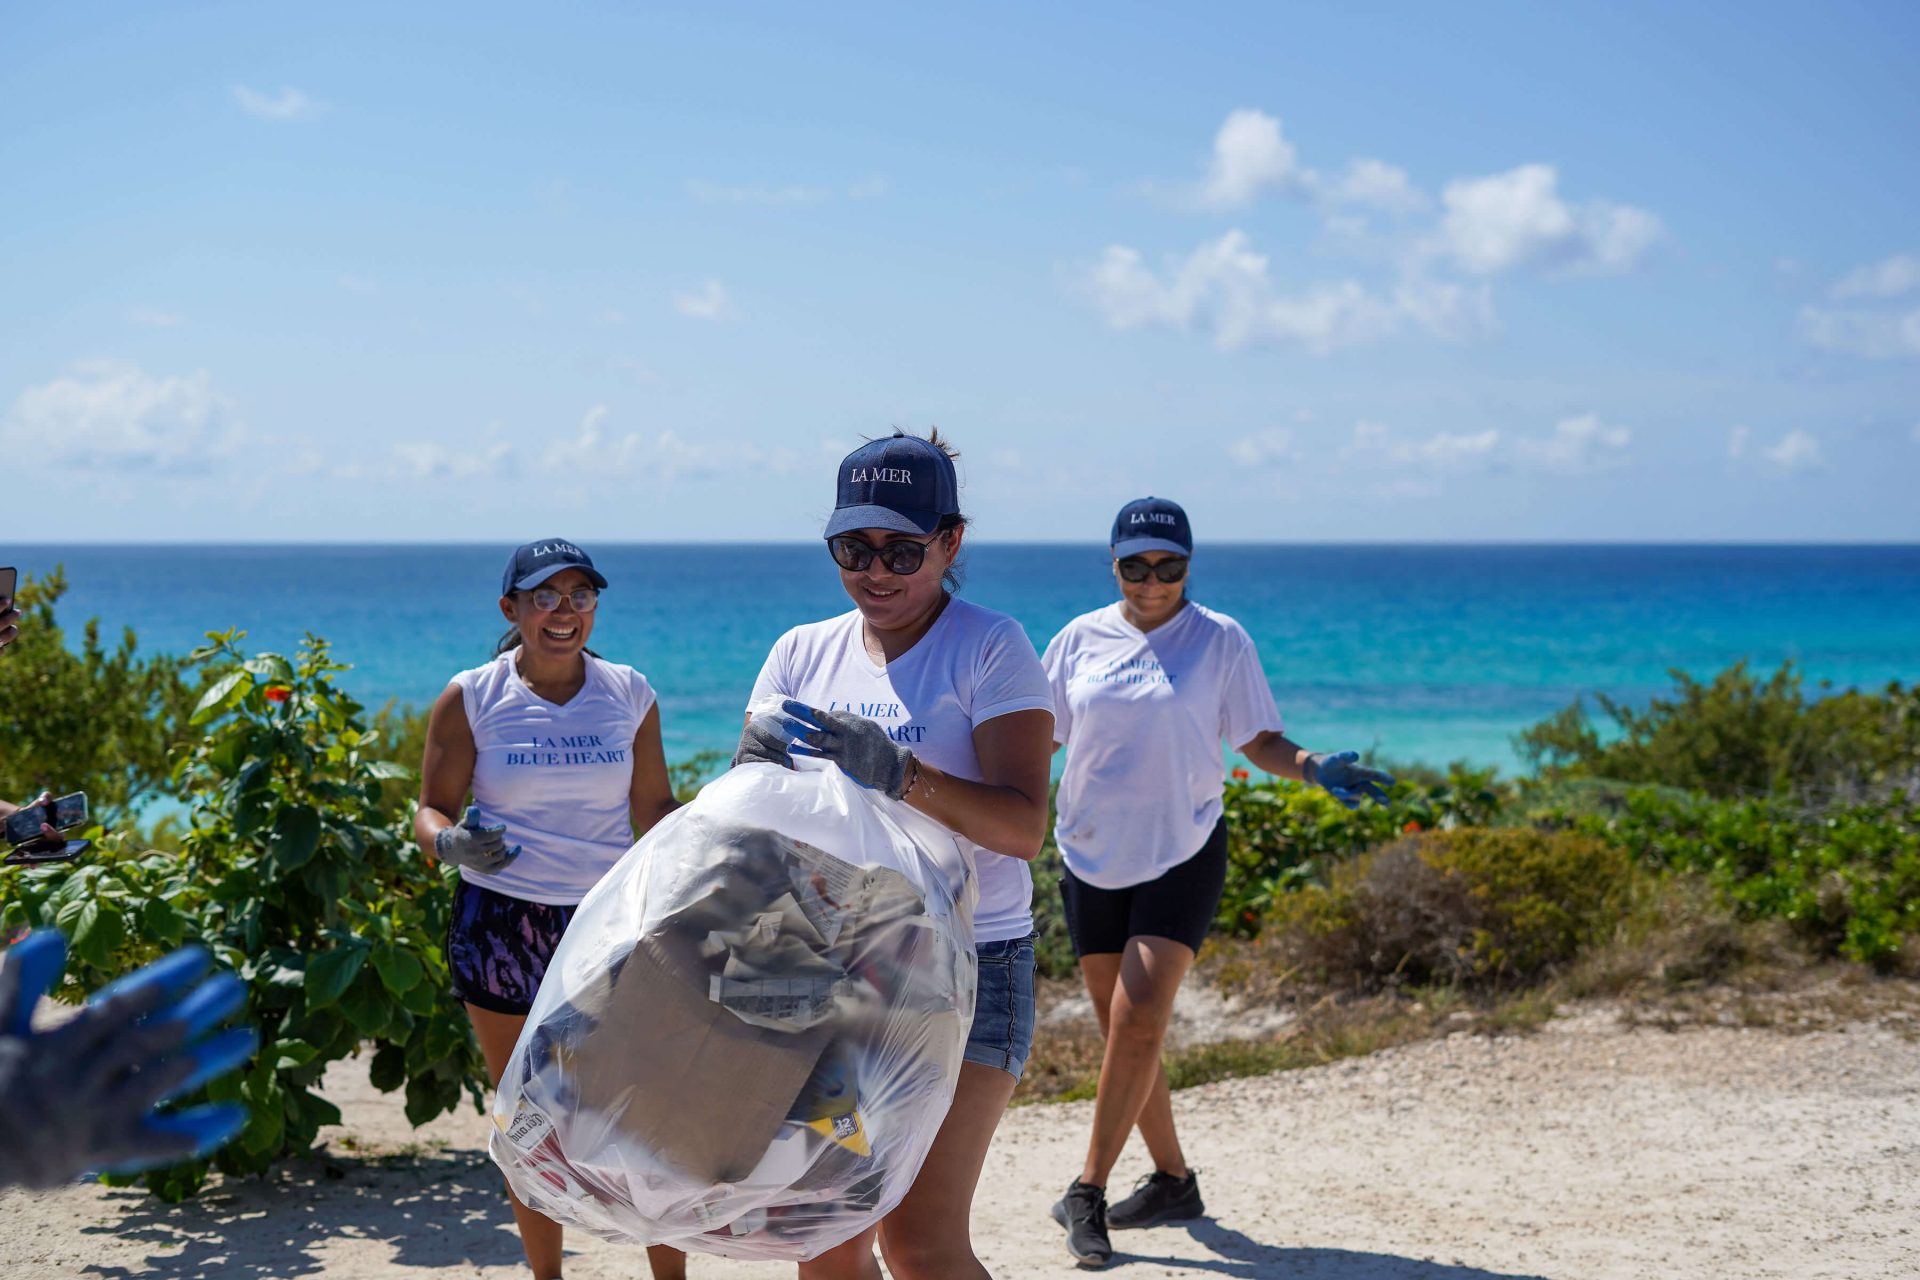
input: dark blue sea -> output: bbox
[11,545,1919,775]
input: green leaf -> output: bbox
[370,944,424,995]
[337,975,390,1036]
[271,1038,320,1070]
[368,1042,408,1093]
[304,944,367,1010]
[191,670,254,726]
[242,654,295,683]
[267,806,322,873]
[364,760,413,782]
[139,896,188,948]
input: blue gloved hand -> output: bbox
[1304,751,1395,809]
[780,699,914,800]
[0,931,255,1189]
[434,805,521,875]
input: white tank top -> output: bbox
[452,650,658,906]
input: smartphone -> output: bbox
[0,565,16,604]
[3,839,89,866]
[2,793,86,845]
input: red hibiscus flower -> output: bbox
[1231,767,1250,781]
[264,685,292,704]
[1402,820,1422,833]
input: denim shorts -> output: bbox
[963,933,1037,1080]
[446,878,578,1016]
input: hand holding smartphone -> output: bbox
[3,791,91,866]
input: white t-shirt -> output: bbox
[1043,601,1284,889]
[747,597,1055,944]
[453,651,658,906]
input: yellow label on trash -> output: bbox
[804,1108,872,1157]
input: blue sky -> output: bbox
[3,1,1917,542]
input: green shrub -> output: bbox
[1261,828,1638,991]
[1518,660,1920,799]
[0,568,200,823]
[1565,787,1920,970]
[1,632,488,1199]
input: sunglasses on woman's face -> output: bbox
[1116,556,1189,584]
[523,586,599,613]
[828,533,943,576]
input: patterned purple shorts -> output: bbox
[446,879,578,1016]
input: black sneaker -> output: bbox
[1050,1179,1113,1268]
[1106,1169,1204,1229]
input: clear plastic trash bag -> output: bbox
[488,759,977,1260]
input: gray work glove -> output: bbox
[0,931,255,1189]
[1303,751,1396,809]
[435,805,521,874]
[733,703,819,770]
[781,699,914,800]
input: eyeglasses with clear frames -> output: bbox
[522,586,600,613]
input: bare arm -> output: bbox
[414,683,477,862]
[628,703,679,838]
[1237,729,1312,782]
[904,708,1053,861]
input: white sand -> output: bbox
[4,1006,1916,1279]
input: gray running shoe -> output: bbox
[1050,1179,1113,1268]
[1107,1169,1204,1229]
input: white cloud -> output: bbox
[1,359,243,472]
[1088,231,1488,354]
[848,175,889,200]
[1225,429,1295,467]
[538,406,808,483]
[1394,429,1501,470]
[1728,425,1751,459]
[1760,429,1823,474]
[1797,305,1920,359]
[232,85,325,122]
[1832,253,1920,300]
[1433,164,1661,275]
[686,180,832,207]
[1199,110,1309,209]
[126,308,184,328]
[390,437,513,481]
[674,280,734,322]
[1513,413,1631,474]
[1327,158,1429,214]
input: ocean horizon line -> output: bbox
[10,539,1919,551]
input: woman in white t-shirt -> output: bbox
[735,430,1054,1280]
[1041,498,1394,1267]
[414,539,684,1280]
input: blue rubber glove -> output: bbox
[1304,751,1395,809]
[780,699,914,800]
[434,805,521,875]
[0,931,255,1188]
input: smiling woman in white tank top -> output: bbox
[413,538,684,1280]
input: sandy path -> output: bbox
[3,1008,1915,1279]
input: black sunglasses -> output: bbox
[828,533,944,576]
[1117,556,1189,584]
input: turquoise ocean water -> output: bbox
[12,544,1920,776]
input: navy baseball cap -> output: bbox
[823,435,960,538]
[501,538,609,595]
[1111,497,1193,558]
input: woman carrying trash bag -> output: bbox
[1042,498,1394,1268]
[415,539,685,1280]
[736,430,1054,1280]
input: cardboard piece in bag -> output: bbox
[566,931,832,1185]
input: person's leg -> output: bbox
[876,1063,1020,1280]
[1078,935,1195,1189]
[1077,953,1188,1180]
[797,1224,882,1280]
[468,1003,566,1280]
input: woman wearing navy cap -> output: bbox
[735,429,1055,1280]
[1042,498,1393,1267]
[415,539,684,1280]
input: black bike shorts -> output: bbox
[1058,818,1229,957]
